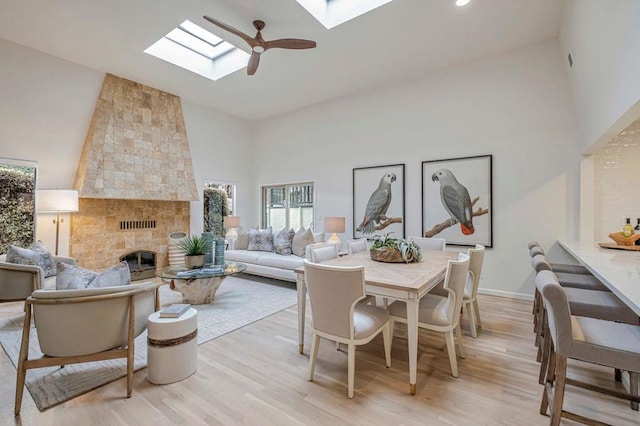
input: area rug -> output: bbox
[0,274,296,411]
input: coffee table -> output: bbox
[158,262,247,304]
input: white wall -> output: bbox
[560,0,640,153]
[0,38,254,253]
[253,40,582,298]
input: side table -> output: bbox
[147,308,198,384]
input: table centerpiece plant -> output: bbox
[370,233,422,263]
[176,234,213,269]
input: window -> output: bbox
[0,158,37,254]
[262,182,314,230]
[144,20,250,81]
[295,0,394,29]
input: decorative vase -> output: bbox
[168,232,188,267]
[214,238,225,266]
[201,232,214,265]
[370,248,408,263]
[184,254,205,269]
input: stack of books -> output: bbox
[159,303,191,318]
[176,267,224,278]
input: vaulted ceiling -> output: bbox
[0,0,563,120]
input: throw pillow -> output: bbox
[56,262,98,290]
[292,227,315,257]
[6,244,57,278]
[248,227,274,252]
[87,261,131,288]
[274,228,295,255]
[235,227,250,250]
[29,241,57,278]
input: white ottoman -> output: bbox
[147,308,198,384]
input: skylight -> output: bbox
[295,0,394,29]
[145,20,249,81]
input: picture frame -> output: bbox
[422,155,493,247]
[353,163,405,239]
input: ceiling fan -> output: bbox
[203,16,316,75]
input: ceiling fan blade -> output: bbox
[264,38,316,50]
[203,15,255,47]
[247,51,261,75]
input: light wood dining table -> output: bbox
[294,250,458,395]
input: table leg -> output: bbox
[296,273,307,354]
[406,297,419,395]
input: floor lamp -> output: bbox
[36,190,79,255]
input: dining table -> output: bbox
[294,249,458,395]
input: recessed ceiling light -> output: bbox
[456,0,470,6]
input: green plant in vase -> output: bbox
[370,233,422,263]
[176,235,213,269]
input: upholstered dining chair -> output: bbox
[346,238,368,255]
[412,237,446,251]
[462,245,485,338]
[528,245,606,291]
[0,254,76,301]
[307,242,339,263]
[304,261,391,398]
[539,277,640,424]
[388,252,470,378]
[528,241,592,276]
[14,281,160,415]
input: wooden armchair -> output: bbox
[14,281,160,415]
[0,254,76,300]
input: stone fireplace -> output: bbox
[70,74,198,270]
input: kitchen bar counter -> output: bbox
[558,240,640,316]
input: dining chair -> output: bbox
[14,281,160,415]
[539,277,640,424]
[304,261,391,398]
[346,238,368,255]
[388,252,470,377]
[462,244,485,338]
[412,237,446,251]
[307,242,339,263]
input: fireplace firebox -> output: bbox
[120,250,156,281]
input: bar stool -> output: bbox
[528,241,592,275]
[529,245,607,291]
[538,276,640,424]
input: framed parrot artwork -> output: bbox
[353,163,405,239]
[422,155,493,247]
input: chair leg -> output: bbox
[630,372,639,411]
[382,323,391,368]
[382,297,389,309]
[347,343,356,398]
[308,333,320,381]
[549,355,567,426]
[14,303,32,416]
[538,323,552,385]
[473,299,482,330]
[444,330,459,378]
[467,301,478,338]
[455,324,465,359]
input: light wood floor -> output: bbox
[1,290,638,425]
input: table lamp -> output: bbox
[324,217,345,246]
[224,216,241,239]
[36,189,79,255]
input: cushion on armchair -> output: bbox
[6,242,57,278]
[56,261,130,290]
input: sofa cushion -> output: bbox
[292,228,315,257]
[6,243,56,278]
[256,252,305,270]
[225,250,263,264]
[236,227,250,250]
[274,228,295,255]
[248,227,274,252]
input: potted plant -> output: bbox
[176,235,213,269]
[370,233,422,263]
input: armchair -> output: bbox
[14,281,160,415]
[0,254,76,300]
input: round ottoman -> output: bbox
[147,308,198,384]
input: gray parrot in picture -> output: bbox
[357,173,396,234]
[432,169,475,235]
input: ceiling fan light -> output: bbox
[253,46,265,53]
[456,0,470,6]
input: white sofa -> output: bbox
[225,232,325,282]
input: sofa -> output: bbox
[225,229,325,282]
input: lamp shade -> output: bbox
[223,216,241,228]
[36,190,79,213]
[324,217,345,233]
